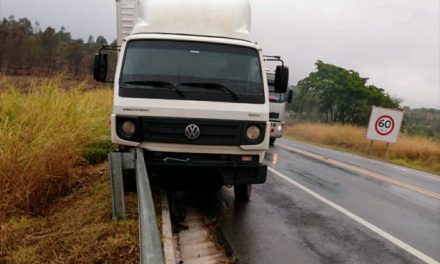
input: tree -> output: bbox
[65,40,85,76]
[95,35,108,47]
[294,61,400,125]
[39,27,59,74]
[1,17,35,73]
[0,16,111,77]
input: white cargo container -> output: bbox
[95,0,289,201]
[115,0,137,45]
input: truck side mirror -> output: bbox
[94,53,108,82]
[274,65,289,93]
[287,89,293,103]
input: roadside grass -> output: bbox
[285,123,440,175]
[0,74,99,92]
[0,77,113,220]
[0,163,139,263]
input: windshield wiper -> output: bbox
[124,80,185,98]
[179,82,239,101]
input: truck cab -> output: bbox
[267,71,293,145]
[94,0,289,201]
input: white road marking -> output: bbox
[268,167,440,264]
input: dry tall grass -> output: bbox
[285,123,440,174]
[1,164,139,263]
[0,77,112,220]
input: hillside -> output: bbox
[402,107,440,139]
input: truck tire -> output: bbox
[269,137,276,146]
[234,184,252,202]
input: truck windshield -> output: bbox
[268,83,285,103]
[120,40,264,104]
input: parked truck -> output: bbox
[267,71,292,145]
[94,0,289,202]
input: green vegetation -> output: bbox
[0,16,113,77]
[290,60,400,125]
[83,140,116,164]
[287,60,439,144]
[402,107,440,139]
[0,77,113,220]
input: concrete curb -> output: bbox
[161,192,177,264]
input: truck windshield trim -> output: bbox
[119,40,264,104]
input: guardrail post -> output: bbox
[109,152,126,219]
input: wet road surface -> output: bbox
[176,139,440,264]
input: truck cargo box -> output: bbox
[116,0,252,45]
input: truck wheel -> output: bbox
[234,184,252,202]
[269,137,276,146]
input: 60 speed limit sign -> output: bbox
[375,115,394,136]
[367,107,403,143]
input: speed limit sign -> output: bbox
[367,107,403,143]
[375,115,394,136]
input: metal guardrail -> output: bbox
[136,148,165,264]
[109,149,165,264]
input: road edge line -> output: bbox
[268,167,439,264]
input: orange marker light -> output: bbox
[241,156,253,161]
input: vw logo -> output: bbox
[184,124,200,140]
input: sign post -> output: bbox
[367,106,404,158]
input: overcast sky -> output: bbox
[1,0,439,109]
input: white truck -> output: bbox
[267,70,292,145]
[94,0,289,202]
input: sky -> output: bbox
[1,0,439,109]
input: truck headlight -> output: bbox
[116,116,140,142]
[246,125,261,140]
[121,120,136,136]
[276,123,283,131]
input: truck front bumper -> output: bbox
[270,121,284,138]
[144,151,267,186]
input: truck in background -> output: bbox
[94,0,289,202]
[268,72,293,145]
[264,57,293,146]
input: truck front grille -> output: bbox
[269,112,279,119]
[140,117,243,146]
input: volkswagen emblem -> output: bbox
[185,124,200,140]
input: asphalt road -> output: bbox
[177,138,440,264]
